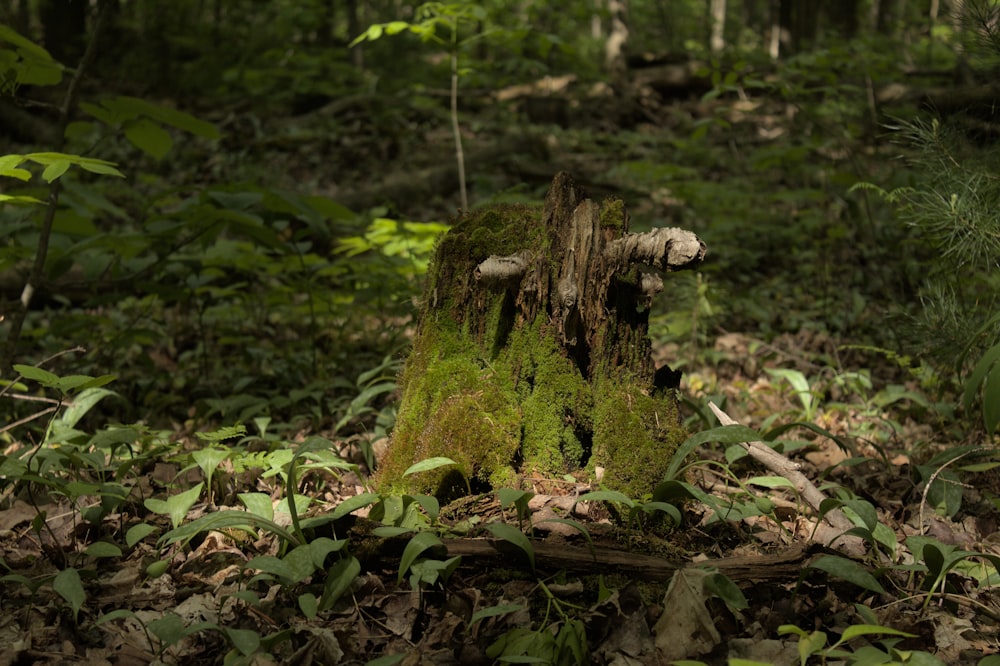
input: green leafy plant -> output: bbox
[778,621,935,666]
[351,2,491,210]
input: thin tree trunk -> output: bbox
[768,0,781,58]
[605,0,629,74]
[709,0,727,53]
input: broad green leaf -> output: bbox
[0,154,25,170]
[158,509,299,547]
[638,501,682,525]
[832,624,916,647]
[384,20,411,35]
[704,572,749,610]
[331,492,380,519]
[298,592,318,619]
[60,387,116,428]
[320,555,361,610]
[799,630,828,662]
[14,364,59,386]
[147,613,186,646]
[164,482,203,529]
[126,523,158,547]
[246,555,294,581]
[144,483,204,529]
[40,159,70,183]
[54,373,116,393]
[577,490,634,508]
[664,425,760,481]
[84,541,122,558]
[239,493,274,520]
[469,603,526,626]
[964,343,1000,411]
[408,494,440,522]
[224,627,260,656]
[483,522,535,571]
[74,160,124,177]
[841,498,878,532]
[275,493,311,517]
[398,531,444,585]
[498,488,533,508]
[807,555,885,594]
[308,537,348,568]
[0,194,43,204]
[192,447,229,482]
[403,457,458,476]
[0,165,31,181]
[766,369,814,416]
[95,609,137,625]
[746,475,797,490]
[124,118,173,159]
[305,195,356,222]
[53,568,85,621]
[282,544,318,583]
[0,25,55,62]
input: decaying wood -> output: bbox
[606,226,706,272]
[708,402,865,556]
[474,251,530,282]
[442,538,816,583]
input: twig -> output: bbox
[708,402,861,547]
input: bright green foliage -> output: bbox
[0,23,62,90]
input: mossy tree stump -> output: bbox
[378,172,706,499]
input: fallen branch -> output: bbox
[708,402,865,556]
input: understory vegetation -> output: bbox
[2,1,1000,664]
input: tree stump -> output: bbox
[378,172,706,499]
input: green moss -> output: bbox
[378,326,521,497]
[600,197,628,229]
[495,320,592,476]
[591,378,685,497]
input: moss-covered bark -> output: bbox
[377,173,705,499]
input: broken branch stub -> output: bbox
[606,227,707,272]
[474,251,530,282]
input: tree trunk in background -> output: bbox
[709,0,727,52]
[347,0,364,69]
[39,0,87,63]
[778,0,819,55]
[315,0,334,46]
[768,0,781,58]
[875,0,902,37]
[826,0,859,38]
[605,0,629,74]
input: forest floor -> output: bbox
[3,77,1000,665]
[3,329,998,665]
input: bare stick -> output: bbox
[708,402,857,536]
